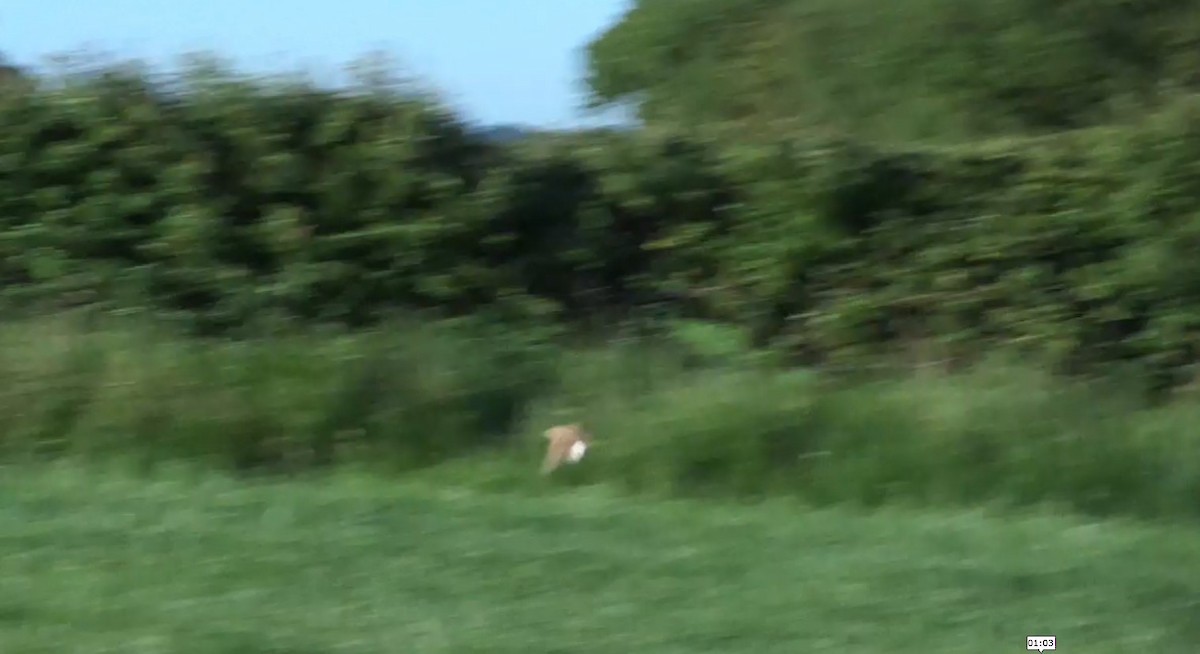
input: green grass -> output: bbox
[3,313,1200,522]
[1,463,1198,653]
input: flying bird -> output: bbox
[541,423,592,474]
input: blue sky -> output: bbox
[1,0,632,127]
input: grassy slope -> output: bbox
[2,464,1198,653]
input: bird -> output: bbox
[541,423,593,474]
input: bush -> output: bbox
[6,55,1200,392]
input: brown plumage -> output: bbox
[541,423,592,474]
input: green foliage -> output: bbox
[0,315,556,471]
[586,0,1200,141]
[8,53,1200,388]
[4,315,1200,522]
[0,57,737,333]
[12,19,1200,647]
[537,348,1200,519]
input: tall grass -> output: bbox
[0,314,557,472]
[2,313,1198,521]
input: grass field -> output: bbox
[2,464,1198,653]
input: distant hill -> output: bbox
[473,122,637,145]
[475,125,533,144]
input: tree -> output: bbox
[584,0,1200,142]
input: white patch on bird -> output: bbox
[566,440,588,463]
